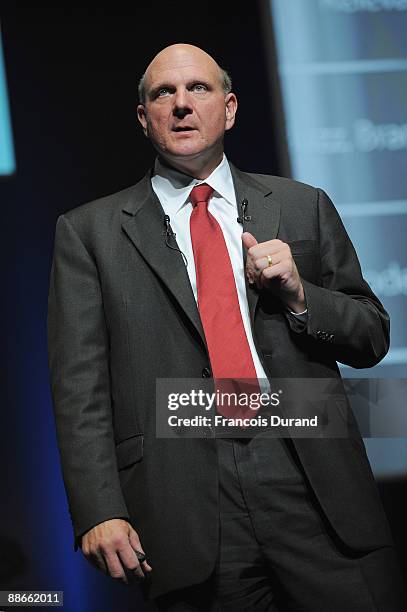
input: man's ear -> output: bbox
[225,93,238,131]
[137,104,148,137]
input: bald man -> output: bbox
[48,44,406,610]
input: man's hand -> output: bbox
[81,518,152,584]
[242,232,306,313]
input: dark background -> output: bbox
[0,3,405,611]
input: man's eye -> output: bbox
[192,84,207,93]
[157,88,170,97]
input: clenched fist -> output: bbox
[242,232,306,313]
[81,518,152,584]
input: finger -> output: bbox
[129,528,152,573]
[243,233,259,284]
[245,259,257,283]
[141,559,153,573]
[103,551,129,583]
[249,240,289,260]
[117,544,145,580]
[135,550,147,563]
[260,261,287,282]
[246,266,256,284]
[254,255,281,271]
[242,232,258,250]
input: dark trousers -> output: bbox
[153,436,406,611]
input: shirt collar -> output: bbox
[151,154,236,214]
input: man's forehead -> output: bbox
[149,60,217,82]
[145,46,220,86]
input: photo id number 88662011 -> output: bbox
[0,591,63,606]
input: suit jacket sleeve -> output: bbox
[47,214,130,550]
[285,188,390,368]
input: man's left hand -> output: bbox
[242,232,306,313]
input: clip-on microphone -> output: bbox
[237,199,252,224]
[163,214,188,267]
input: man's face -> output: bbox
[137,45,237,170]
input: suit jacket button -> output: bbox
[202,367,211,378]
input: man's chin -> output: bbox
[165,145,207,160]
[154,141,223,176]
[156,150,204,169]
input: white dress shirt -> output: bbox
[151,154,270,383]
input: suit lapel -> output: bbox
[121,171,207,347]
[230,164,281,322]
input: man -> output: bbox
[48,44,406,610]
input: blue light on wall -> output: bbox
[0,25,15,176]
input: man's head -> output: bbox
[137,44,237,178]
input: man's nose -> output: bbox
[173,89,192,119]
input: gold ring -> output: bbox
[267,254,273,267]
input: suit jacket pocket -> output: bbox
[288,240,319,284]
[115,433,144,470]
[288,240,317,255]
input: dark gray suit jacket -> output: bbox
[47,164,393,599]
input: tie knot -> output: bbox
[190,184,214,207]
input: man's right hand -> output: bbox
[81,518,152,584]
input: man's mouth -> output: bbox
[172,126,196,132]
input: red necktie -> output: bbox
[189,184,259,419]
